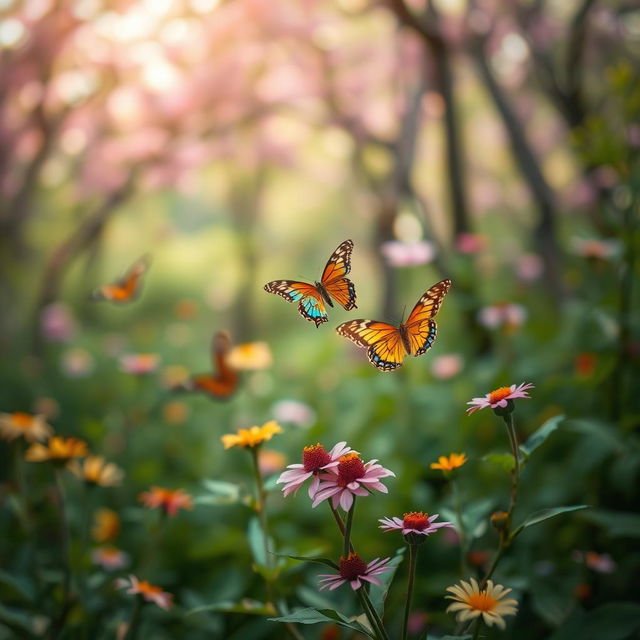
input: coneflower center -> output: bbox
[336,453,366,486]
[302,444,331,472]
[339,553,368,579]
[403,511,429,530]
[488,387,512,404]
[467,592,498,612]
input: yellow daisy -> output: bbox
[0,412,53,443]
[221,420,283,449]
[430,453,467,472]
[445,578,518,630]
[68,456,124,487]
[25,436,88,464]
[92,508,120,543]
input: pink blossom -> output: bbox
[431,354,463,380]
[311,453,395,511]
[466,383,534,415]
[41,303,76,342]
[119,353,160,375]
[455,233,487,255]
[381,240,435,267]
[92,546,129,571]
[277,442,352,498]
[515,254,544,282]
[115,575,173,610]
[478,303,526,331]
[272,399,316,428]
[379,512,453,537]
[318,553,392,592]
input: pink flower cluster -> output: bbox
[277,441,395,511]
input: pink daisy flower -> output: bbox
[277,442,352,498]
[311,453,395,511]
[379,511,453,541]
[466,383,534,415]
[318,553,392,591]
[115,575,173,610]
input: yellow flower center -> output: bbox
[12,412,34,428]
[488,387,512,404]
[468,592,499,612]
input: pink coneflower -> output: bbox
[92,546,129,571]
[115,575,173,610]
[311,453,395,511]
[478,303,526,332]
[379,512,453,541]
[381,240,435,267]
[277,442,352,498]
[466,383,534,415]
[318,553,391,591]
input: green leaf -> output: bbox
[186,599,276,616]
[247,517,273,568]
[483,452,515,473]
[550,602,640,640]
[368,547,405,615]
[512,505,590,538]
[0,570,35,603]
[530,578,575,627]
[197,480,241,505]
[520,414,564,457]
[274,553,338,570]
[269,608,374,637]
[579,509,640,538]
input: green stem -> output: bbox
[504,413,520,521]
[357,589,384,640]
[451,476,467,574]
[472,616,483,640]
[250,447,271,569]
[122,596,144,640]
[51,469,73,639]
[343,499,356,558]
[401,544,418,640]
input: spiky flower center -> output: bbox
[12,412,34,428]
[339,553,368,579]
[302,444,331,472]
[336,453,366,486]
[403,511,429,530]
[467,592,499,612]
[488,386,512,404]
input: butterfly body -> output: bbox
[264,240,357,327]
[336,279,451,371]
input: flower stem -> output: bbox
[250,447,271,569]
[472,616,483,640]
[343,499,356,558]
[122,596,144,640]
[401,544,418,640]
[451,476,467,574]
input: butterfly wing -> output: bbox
[403,279,451,356]
[320,239,357,310]
[264,280,328,327]
[336,320,406,371]
[93,255,150,303]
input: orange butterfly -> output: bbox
[264,239,357,327]
[179,331,238,400]
[92,255,150,303]
[336,279,451,371]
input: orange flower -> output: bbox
[139,487,193,517]
[430,453,467,472]
[68,456,124,487]
[0,412,53,442]
[25,436,87,464]
[221,420,283,449]
[115,575,173,610]
[227,342,272,370]
[92,508,120,543]
[446,578,518,629]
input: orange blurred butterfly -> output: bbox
[92,255,150,303]
[336,279,451,371]
[178,331,238,400]
[264,239,357,327]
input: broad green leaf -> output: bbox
[530,578,575,627]
[465,498,495,541]
[512,505,589,538]
[186,599,276,616]
[197,480,241,505]
[269,608,374,638]
[274,553,338,570]
[579,509,640,538]
[369,547,405,615]
[483,452,515,473]
[520,414,564,457]
[247,517,274,568]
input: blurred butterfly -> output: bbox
[336,279,451,371]
[92,255,150,303]
[264,239,357,327]
[178,331,238,400]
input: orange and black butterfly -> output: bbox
[178,331,238,400]
[264,239,357,327]
[92,255,150,303]
[336,279,451,371]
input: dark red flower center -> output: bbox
[403,512,429,530]
[336,453,366,487]
[339,553,368,579]
[302,444,331,472]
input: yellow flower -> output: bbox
[68,456,124,487]
[221,420,283,450]
[0,412,53,443]
[446,578,518,630]
[430,453,467,472]
[227,342,272,370]
[92,508,120,543]
[25,436,88,463]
